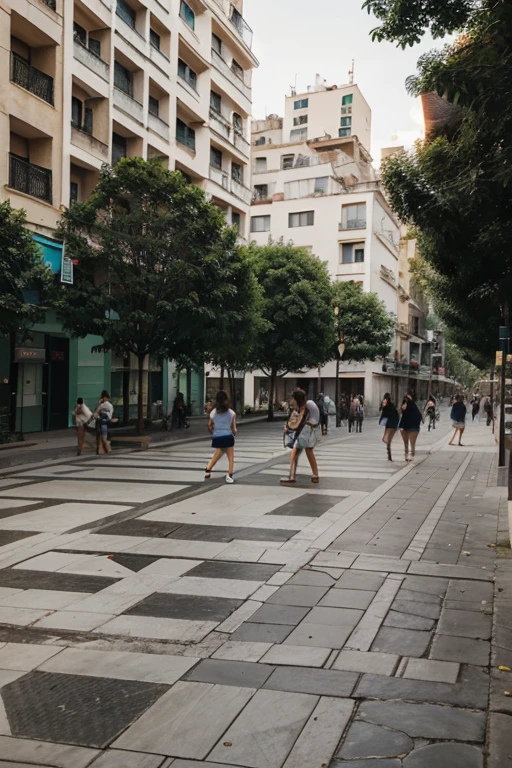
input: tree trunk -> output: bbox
[228,369,237,413]
[220,366,225,390]
[267,370,276,421]
[136,354,145,435]
[186,366,192,415]
[122,359,130,425]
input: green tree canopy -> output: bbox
[57,158,242,433]
[0,201,53,338]
[332,281,394,362]
[244,241,335,419]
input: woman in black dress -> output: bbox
[399,391,422,462]
[379,393,400,461]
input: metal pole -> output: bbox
[499,325,509,467]
[335,354,340,428]
[490,364,496,435]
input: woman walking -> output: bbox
[424,394,437,431]
[204,391,237,484]
[449,394,467,446]
[281,388,320,485]
[399,391,422,462]
[379,393,400,461]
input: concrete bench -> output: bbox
[110,435,151,451]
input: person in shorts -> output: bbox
[93,390,114,455]
[204,390,237,484]
[72,397,92,456]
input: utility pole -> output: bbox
[499,324,509,467]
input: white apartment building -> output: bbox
[0,0,257,429]
[245,78,402,414]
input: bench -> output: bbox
[109,435,151,451]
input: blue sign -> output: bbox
[33,233,63,275]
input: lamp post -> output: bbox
[498,324,509,467]
[334,305,345,428]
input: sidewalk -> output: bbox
[0,417,507,767]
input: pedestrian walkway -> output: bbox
[0,416,507,768]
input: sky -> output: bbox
[243,0,442,162]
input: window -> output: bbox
[232,211,241,233]
[177,58,197,90]
[176,118,195,151]
[294,98,308,109]
[70,181,78,203]
[340,116,352,128]
[341,106,351,115]
[73,22,87,45]
[88,37,101,57]
[149,96,159,117]
[289,211,314,228]
[282,154,294,169]
[210,146,222,169]
[233,112,243,134]
[284,177,328,199]
[150,29,161,50]
[254,183,268,199]
[343,203,366,229]
[255,136,265,146]
[255,157,267,172]
[290,128,307,142]
[116,0,136,29]
[251,215,270,233]
[293,114,308,126]
[210,90,221,113]
[180,0,195,30]
[314,176,328,194]
[212,33,222,54]
[342,93,353,106]
[231,59,243,80]
[114,61,132,96]
[112,132,127,164]
[71,96,82,128]
[83,106,93,134]
[341,242,365,264]
[231,162,243,183]
[339,127,351,138]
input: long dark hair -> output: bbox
[215,390,230,414]
[292,388,307,409]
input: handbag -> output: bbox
[284,408,306,450]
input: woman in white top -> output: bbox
[204,390,237,484]
[72,397,92,455]
[281,388,321,486]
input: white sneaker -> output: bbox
[225,474,234,484]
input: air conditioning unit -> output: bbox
[347,107,352,114]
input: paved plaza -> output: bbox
[0,417,509,767]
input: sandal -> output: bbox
[204,467,212,480]
[311,476,320,484]
[280,477,296,485]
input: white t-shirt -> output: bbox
[306,400,320,426]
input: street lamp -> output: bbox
[334,305,345,428]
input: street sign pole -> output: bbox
[499,326,509,467]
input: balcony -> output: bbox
[229,6,253,49]
[211,49,250,100]
[9,154,52,203]
[70,125,109,161]
[113,87,143,124]
[209,108,230,140]
[73,42,110,82]
[231,177,251,204]
[11,53,54,106]
[339,219,366,231]
[148,112,169,140]
[234,130,250,155]
[209,165,229,190]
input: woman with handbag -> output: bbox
[281,388,321,486]
[399,390,422,462]
[379,392,400,461]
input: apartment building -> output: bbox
[240,78,403,414]
[0,0,257,431]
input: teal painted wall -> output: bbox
[68,337,110,425]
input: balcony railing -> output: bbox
[113,87,143,123]
[148,112,169,140]
[209,108,230,140]
[209,165,229,190]
[11,53,54,105]
[73,41,109,82]
[9,154,52,203]
[229,6,253,49]
[71,125,109,160]
[211,49,250,100]
[231,177,251,204]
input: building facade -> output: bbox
[0,0,257,430]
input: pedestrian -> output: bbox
[204,390,237,484]
[93,390,114,455]
[399,390,422,462]
[483,395,493,427]
[449,394,467,446]
[379,392,400,461]
[351,396,363,433]
[172,392,189,429]
[281,387,321,485]
[423,394,437,431]
[471,395,480,422]
[72,397,92,456]
[317,392,328,436]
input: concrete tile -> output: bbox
[125,593,243,623]
[12,552,84,572]
[408,562,494,582]
[62,590,154,616]
[336,570,387,591]
[0,736,99,767]
[251,585,279,602]
[429,634,490,666]
[0,643,62,672]
[319,589,375,610]
[230,623,294,644]
[333,650,398,676]
[248,604,311,625]
[40,647,198,684]
[86,751,166,768]
[96,616,218,642]
[267,572,293,586]
[0,589,23,600]
[187,560,280,582]
[136,559,201,577]
[282,697,354,768]
[355,556,410,573]
[402,743,483,767]
[338,720,413,759]
[34,611,115,632]
[129,539,229,560]
[185,659,274,688]
[383,611,435,632]
[113,681,254,758]
[371,628,431,658]
[213,642,273,663]
[306,606,364,627]
[216,601,262,633]
[0,607,49,627]
[284,623,353,649]
[260,645,331,668]
[359,699,486,741]
[266,585,328,607]
[158,577,261,600]
[287,570,335,587]
[0,589,89,611]
[402,658,460,684]
[488,713,512,768]
[438,609,492,640]
[344,577,403,652]
[0,669,26,687]
[208,689,318,768]
[0,481,187,504]
[311,552,358,569]
[264,666,358,697]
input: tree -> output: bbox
[332,281,394,362]
[0,201,53,338]
[244,241,335,420]
[57,158,240,434]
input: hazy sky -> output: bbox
[243,0,442,162]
